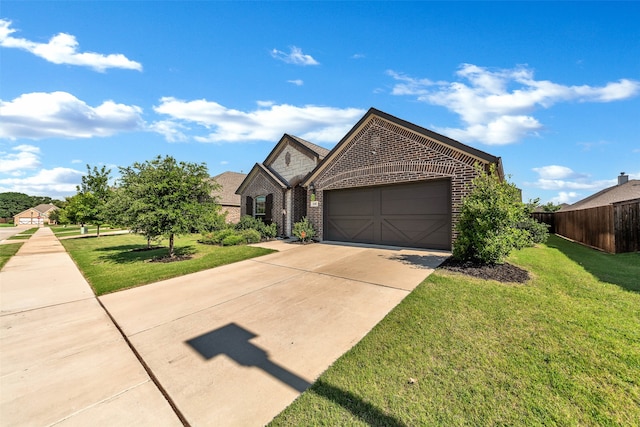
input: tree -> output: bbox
[541,202,562,212]
[0,192,33,218]
[453,164,540,264]
[114,155,219,257]
[75,165,113,236]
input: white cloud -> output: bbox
[528,165,602,191]
[0,167,83,197]
[271,46,319,66]
[288,79,304,86]
[0,91,144,140]
[153,99,364,143]
[532,165,579,180]
[551,191,580,204]
[147,120,188,143]
[0,144,41,173]
[388,64,640,145]
[0,19,142,72]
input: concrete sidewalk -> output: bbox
[0,228,181,426]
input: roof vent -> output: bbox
[618,172,629,185]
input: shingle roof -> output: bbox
[212,171,247,207]
[287,135,331,159]
[560,179,640,211]
[33,204,58,214]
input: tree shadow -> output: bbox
[96,244,196,264]
[546,235,640,293]
[308,380,407,426]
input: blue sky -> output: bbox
[1,1,639,205]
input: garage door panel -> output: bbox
[325,179,451,250]
[326,218,374,241]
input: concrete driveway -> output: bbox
[100,241,448,426]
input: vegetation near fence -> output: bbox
[532,198,640,253]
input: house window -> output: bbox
[255,195,266,217]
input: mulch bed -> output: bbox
[439,258,530,283]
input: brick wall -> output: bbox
[240,172,285,236]
[269,141,318,185]
[307,116,489,245]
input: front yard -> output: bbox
[61,233,274,295]
[271,235,640,426]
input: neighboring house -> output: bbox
[552,173,640,253]
[236,134,330,236]
[212,171,247,223]
[13,204,59,226]
[559,174,640,211]
[238,108,503,250]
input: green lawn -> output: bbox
[61,233,275,295]
[271,235,640,426]
[0,243,23,270]
[7,227,39,240]
[51,224,126,237]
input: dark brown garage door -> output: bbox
[324,179,451,250]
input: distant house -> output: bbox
[13,204,59,226]
[559,175,640,211]
[212,171,247,223]
[553,174,640,253]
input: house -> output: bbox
[13,204,58,226]
[212,171,247,223]
[553,173,640,253]
[237,108,503,250]
[559,174,640,211]
[235,134,330,236]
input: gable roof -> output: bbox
[235,163,289,195]
[560,179,640,211]
[264,133,330,166]
[212,171,246,207]
[303,107,503,187]
[33,204,58,214]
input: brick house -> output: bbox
[212,171,247,223]
[13,204,59,226]
[238,108,503,250]
[236,134,330,236]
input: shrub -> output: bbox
[199,228,236,245]
[293,217,316,243]
[222,234,245,246]
[261,222,278,239]
[453,164,534,264]
[236,215,278,239]
[517,216,549,245]
[240,229,261,244]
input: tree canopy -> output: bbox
[111,155,219,257]
[61,165,113,235]
[0,192,63,218]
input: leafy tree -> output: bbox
[114,155,219,257]
[453,164,541,264]
[0,192,33,218]
[541,201,562,212]
[67,165,113,236]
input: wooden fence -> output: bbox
[531,198,640,253]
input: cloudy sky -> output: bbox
[1,2,638,204]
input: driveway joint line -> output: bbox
[0,296,96,317]
[121,270,309,338]
[249,258,421,292]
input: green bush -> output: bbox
[236,215,278,239]
[517,216,549,245]
[240,229,261,244]
[222,234,245,246]
[199,228,236,245]
[293,217,316,243]
[453,164,533,264]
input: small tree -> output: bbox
[115,155,219,258]
[65,165,113,236]
[453,165,534,264]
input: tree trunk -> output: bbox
[96,224,101,237]
[169,233,175,258]
[147,236,152,249]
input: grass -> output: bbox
[7,227,39,240]
[51,224,126,237]
[0,243,23,270]
[61,233,275,295]
[270,235,640,426]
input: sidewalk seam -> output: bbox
[95,296,191,427]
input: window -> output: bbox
[255,195,266,217]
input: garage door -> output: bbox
[324,179,451,250]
